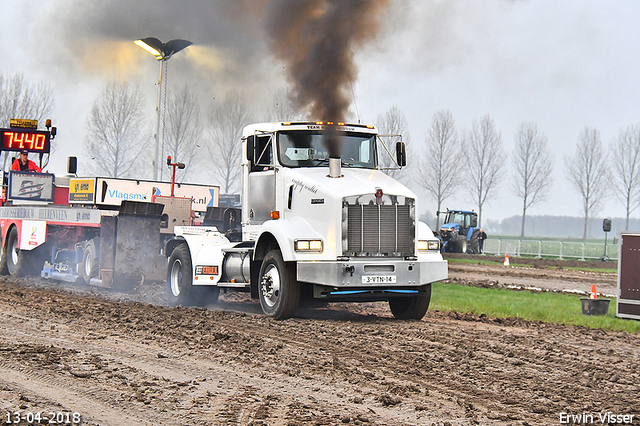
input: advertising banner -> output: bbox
[69,178,96,203]
[9,171,54,202]
[95,178,219,212]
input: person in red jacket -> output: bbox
[11,150,42,173]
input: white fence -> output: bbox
[483,239,617,261]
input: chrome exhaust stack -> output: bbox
[329,157,342,178]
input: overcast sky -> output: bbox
[2,0,639,224]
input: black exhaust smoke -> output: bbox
[264,0,389,157]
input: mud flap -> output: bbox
[94,201,164,289]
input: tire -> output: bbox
[167,244,194,306]
[468,229,480,254]
[6,227,31,277]
[258,249,300,319]
[0,234,9,275]
[81,238,99,284]
[166,244,219,307]
[455,237,468,254]
[389,284,432,320]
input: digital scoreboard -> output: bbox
[0,128,51,154]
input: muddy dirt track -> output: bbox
[0,258,638,426]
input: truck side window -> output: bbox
[254,136,273,169]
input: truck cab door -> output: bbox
[246,133,276,225]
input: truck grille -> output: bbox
[343,197,415,257]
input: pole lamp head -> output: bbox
[135,37,192,60]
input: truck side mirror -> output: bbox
[471,216,478,227]
[396,141,406,167]
[67,156,77,174]
[246,136,254,164]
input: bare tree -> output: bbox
[85,81,149,178]
[207,92,253,193]
[612,124,640,230]
[375,105,411,181]
[511,122,554,237]
[464,115,505,227]
[0,73,54,127]
[417,110,461,230]
[267,88,304,122]
[163,85,202,182]
[565,127,610,240]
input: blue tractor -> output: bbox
[437,209,480,254]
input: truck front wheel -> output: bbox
[389,284,432,320]
[259,250,299,319]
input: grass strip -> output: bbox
[431,282,639,334]
[446,257,617,273]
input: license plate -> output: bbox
[362,275,396,284]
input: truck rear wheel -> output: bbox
[167,244,194,306]
[389,284,432,320]
[259,250,299,319]
[167,243,219,307]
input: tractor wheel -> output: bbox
[81,238,100,284]
[258,250,300,319]
[389,285,432,320]
[456,237,468,254]
[468,229,480,254]
[6,227,32,277]
[0,235,8,275]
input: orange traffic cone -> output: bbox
[590,284,597,299]
[503,253,510,266]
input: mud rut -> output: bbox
[0,261,638,425]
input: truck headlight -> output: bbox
[418,240,440,251]
[294,239,323,252]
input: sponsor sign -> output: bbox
[69,179,95,203]
[19,220,46,250]
[95,178,219,212]
[9,171,54,202]
[195,265,219,275]
[0,206,101,224]
[9,118,37,129]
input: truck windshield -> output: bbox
[277,131,377,169]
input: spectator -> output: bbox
[11,150,42,173]
[478,228,487,254]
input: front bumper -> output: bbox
[296,258,448,287]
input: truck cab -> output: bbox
[166,122,448,320]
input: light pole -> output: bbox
[135,37,192,181]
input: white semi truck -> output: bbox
[165,121,447,319]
